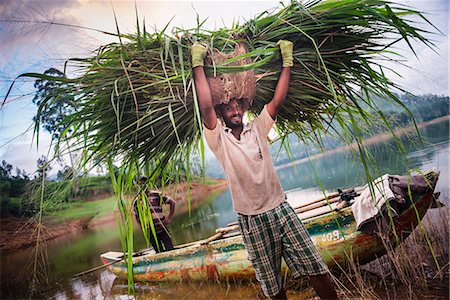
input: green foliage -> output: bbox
[46,196,116,219]
[0,160,31,216]
[394,94,449,124]
[36,156,52,179]
[57,166,74,181]
[0,180,11,202]
[2,197,22,216]
[25,176,113,213]
[32,68,76,140]
[0,160,13,179]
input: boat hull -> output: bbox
[101,187,436,282]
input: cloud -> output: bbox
[0,0,81,64]
[0,130,55,175]
[399,38,448,95]
[374,0,449,95]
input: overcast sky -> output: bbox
[0,0,448,176]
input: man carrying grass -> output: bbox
[191,41,338,299]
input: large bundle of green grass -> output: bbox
[27,0,435,182]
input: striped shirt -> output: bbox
[134,190,169,232]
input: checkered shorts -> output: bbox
[238,201,329,297]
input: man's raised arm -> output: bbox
[267,40,293,120]
[191,43,217,130]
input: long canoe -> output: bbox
[100,171,440,282]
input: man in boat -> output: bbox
[134,176,176,253]
[191,41,338,299]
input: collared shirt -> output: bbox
[203,105,285,215]
[134,192,168,232]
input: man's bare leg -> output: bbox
[310,273,338,299]
[271,288,287,300]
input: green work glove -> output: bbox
[191,42,208,68]
[277,40,294,67]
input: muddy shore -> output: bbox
[0,179,228,253]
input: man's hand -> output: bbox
[267,40,293,119]
[277,40,293,67]
[192,42,217,129]
[191,42,208,68]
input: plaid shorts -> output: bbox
[238,201,329,297]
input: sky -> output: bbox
[0,0,448,176]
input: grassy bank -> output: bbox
[46,195,116,221]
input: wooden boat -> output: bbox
[100,170,441,282]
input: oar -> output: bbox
[200,232,224,245]
[200,225,241,245]
[302,186,363,208]
[226,189,356,228]
[74,257,124,277]
[293,186,364,211]
[225,189,362,228]
[294,188,356,210]
[295,195,341,214]
[74,248,154,277]
[216,225,239,234]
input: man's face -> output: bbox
[219,99,245,128]
[149,192,160,202]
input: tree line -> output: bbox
[0,156,112,217]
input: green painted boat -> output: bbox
[100,171,440,282]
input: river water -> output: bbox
[1,119,448,299]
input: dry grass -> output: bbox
[334,207,449,299]
[280,204,449,300]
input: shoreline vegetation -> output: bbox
[0,178,227,253]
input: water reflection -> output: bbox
[277,120,449,192]
[159,189,236,246]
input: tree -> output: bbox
[32,68,76,140]
[14,167,22,179]
[22,170,30,181]
[0,160,13,179]
[36,156,52,179]
[33,68,79,192]
[56,165,74,181]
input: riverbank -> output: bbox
[0,178,228,253]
